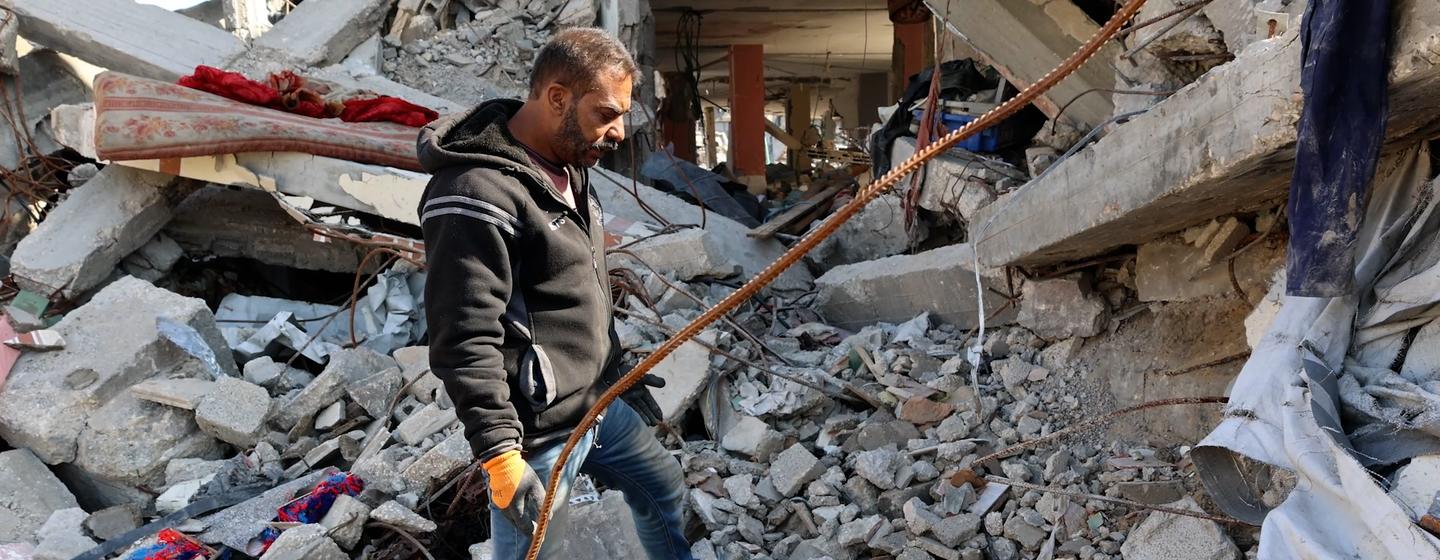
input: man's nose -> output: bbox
[607,122,626,144]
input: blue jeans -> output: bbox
[487,400,693,560]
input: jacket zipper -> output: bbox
[516,164,614,359]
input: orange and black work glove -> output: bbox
[482,450,547,533]
[603,362,667,426]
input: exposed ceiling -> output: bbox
[654,0,895,81]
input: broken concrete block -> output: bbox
[591,168,812,290]
[1135,235,1283,302]
[620,228,741,281]
[319,494,370,550]
[72,391,224,507]
[195,376,271,447]
[648,330,716,423]
[394,403,457,446]
[0,276,233,465]
[809,193,910,273]
[402,430,472,494]
[1116,480,1186,505]
[11,166,180,298]
[260,524,347,560]
[347,366,403,419]
[83,503,141,541]
[1017,274,1108,339]
[854,447,903,490]
[721,416,785,462]
[197,469,330,550]
[814,243,1016,331]
[32,507,95,560]
[544,490,647,557]
[371,501,436,533]
[315,402,346,431]
[274,371,345,430]
[119,232,185,282]
[13,0,245,80]
[245,0,389,68]
[1121,497,1240,560]
[769,444,824,497]
[0,449,80,543]
[130,378,217,410]
[166,186,370,274]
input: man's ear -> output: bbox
[544,83,571,115]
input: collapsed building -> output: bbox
[0,0,1438,559]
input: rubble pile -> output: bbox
[667,312,1257,560]
[383,0,598,103]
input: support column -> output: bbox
[703,105,718,169]
[659,72,697,162]
[890,0,934,101]
[223,0,272,41]
[727,44,765,193]
[787,84,813,171]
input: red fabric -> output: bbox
[178,65,280,107]
[340,96,440,128]
[177,66,438,127]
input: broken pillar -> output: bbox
[927,0,1121,128]
[703,105,719,168]
[238,0,389,69]
[787,85,813,169]
[11,166,180,298]
[0,449,81,543]
[972,0,1440,267]
[727,44,765,193]
[0,277,234,468]
[12,0,246,81]
[813,243,1016,331]
[166,186,371,274]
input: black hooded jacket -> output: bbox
[417,99,619,460]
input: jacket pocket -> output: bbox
[517,343,559,411]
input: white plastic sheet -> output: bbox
[1195,143,1440,557]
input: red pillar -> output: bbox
[659,72,697,162]
[728,44,765,193]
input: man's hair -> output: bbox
[529,27,640,99]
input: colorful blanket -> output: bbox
[94,72,427,171]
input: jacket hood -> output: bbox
[417,98,533,173]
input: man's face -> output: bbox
[551,70,632,168]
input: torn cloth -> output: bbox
[123,529,209,560]
[253,472,365,554]
[1284,0,1393,296]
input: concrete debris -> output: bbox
[544,490,648,558]
[1119,497,1240,560]
[721,416,785,462]
[318,494,370,550]
[808,193,911,273]
[11,166,181,298]
[260,523,347,560]
[0,449,80,543]
[370,500,437,533]
[31,507,95,560]
[130,378,216,410]
[814,243,1016,330]
[1135,233,1283,303]
[1017,274,1109,339]
[83,503,141,541]
[166,186,371,274]
[195,376,271,447]
[12,0,246,81]
[394,402,458,446]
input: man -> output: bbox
[417,28,693,559]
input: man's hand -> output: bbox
[604,362,667,426]
[482,450,547,533]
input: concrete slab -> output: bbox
[195,376,271,447]
[649,331,717,424]
[10,166,179,298]
[130,378,217,410]
[0,276,233,465]
[0,449,80,543]
[12,0,245,81]
[591,167,812,290]
[167,186,370,273]
[926,0,1120,128]
[813,243,1016,331]
[972,3,1440,267]
[244,0,388,68]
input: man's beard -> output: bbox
[557,104,619,167]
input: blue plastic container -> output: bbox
[912,109,1001,153]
